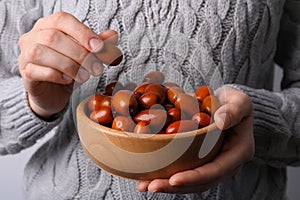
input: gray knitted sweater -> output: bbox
[1,0,300,199]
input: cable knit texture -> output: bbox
[1,0,300,199]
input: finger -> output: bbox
[169,119,253,187]
[24,43,90,83]
[147,179,171,192]
[137,181,150,192]
[168,163,223,187]
[146,179,214,194]
[20,29,104,76]
[35,29,104,76]
[94,40,123,66]
[214,103,242,130]
[215,87,253,115]
[34,12,104,52]
[24,63,73,84]
[214,89,253,130]
[99,30,119,45]
[214,103,252,130]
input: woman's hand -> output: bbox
[18,12,119,119]
[137,86,255,193]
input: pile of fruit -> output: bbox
[87,71,221,134]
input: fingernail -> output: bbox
[149,188,159,193]
[77,67,90,82]
[89,38,103,52]
[215,113,230,129]
[92,62,104,76]
[148,184,161,193]
[137,183,147,192]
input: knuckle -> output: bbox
[51,12,70,24]
[61,61,78,78]
[26,44,42,61]
[40,30,59,45]
[77,51,90,64]
[34,18,45,28]
[24,63,34,79]
[60,64,71,74]
[76,27,89,42]
[18,34,27,47]
[75,26,93,46]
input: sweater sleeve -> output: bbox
[0,0,63,155]
[233,0,300,167]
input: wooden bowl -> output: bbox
[76,96,224,180]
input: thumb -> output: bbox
[214,95,253,130]
[98,30,119,45]
[214,109,231,130]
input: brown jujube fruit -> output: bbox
[99,96,112,108]
[144,83,166,104]
[192,112,211,128]
[134,121,152,134]
[88,93,105,111]
[134,109,170,133]
[139,92,161,109]
[133,82,149,96]
[87,71,220,135]
[112,90,138,116]
[165,120,199,134]
[94,40,123,66]
[195,85,213,102]
[167,107,185,122]
[200,95,221,115]
[174,93,200,117]
[112,116,135,132]
[167,87,184,104]
[89,106,113,126]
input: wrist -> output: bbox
[27,94,59,121]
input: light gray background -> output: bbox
[0,65,299,200]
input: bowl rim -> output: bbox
[77,96,219,141]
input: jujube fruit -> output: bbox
[112,90,138,116]
[90,106,113,126]
[112,116,135,132]
[87,71,220,135]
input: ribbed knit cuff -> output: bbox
[227,84,292,166]
[0,78,65,154]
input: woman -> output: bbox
[0,0,299,199]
